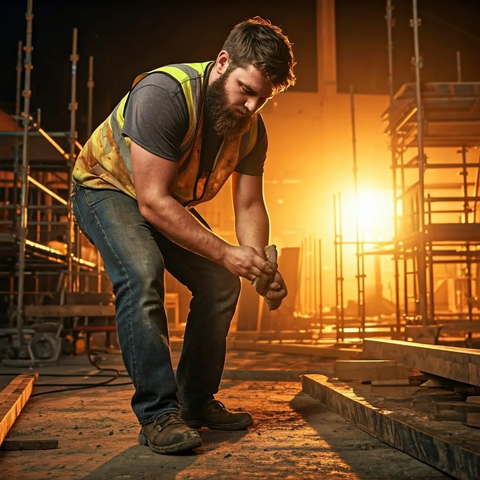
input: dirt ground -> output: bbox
[0,348,449,480]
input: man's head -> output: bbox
[205,16,296,140]
[221,16,296,95]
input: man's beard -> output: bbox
[204,71,253,140]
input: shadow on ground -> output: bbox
[289,391,451,480]
[82,430,249,480]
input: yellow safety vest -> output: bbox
[73,62,259,207]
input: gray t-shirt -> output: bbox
[122,71,268,176]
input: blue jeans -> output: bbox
[72,185,241,424]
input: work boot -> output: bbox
[182,399,253,430]
[138,412,202,454]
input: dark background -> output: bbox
[1,0,479,138]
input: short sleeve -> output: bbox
[234,116,268,176]
[122,74,189,161]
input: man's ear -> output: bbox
[215,50,231,75]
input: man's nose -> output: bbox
[245,97,262,113]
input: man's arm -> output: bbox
[231,171,270,256]
[131,141,274,280]
[232,171,287,306]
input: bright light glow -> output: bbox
[340,189,394,240]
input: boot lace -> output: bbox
[154,413,185,431]
[205,399,226,412]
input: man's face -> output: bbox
[205,64,274,140]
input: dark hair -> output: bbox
[222,16,296,94]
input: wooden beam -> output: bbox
[302,374,480,480]
[363,338,480,386]
[334,360,413,381]
[0,374,38,445]
[25,304,115,318]
[0,439,58,451]
[233,340,360,359]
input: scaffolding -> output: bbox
[386,0,480,341]
[0,0,110,364]
[334,0,480,346]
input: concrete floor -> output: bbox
[0,345,449,480]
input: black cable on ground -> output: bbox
[29,340,133,397]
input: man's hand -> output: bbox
[222,244,276,280]
[264,269,288,311]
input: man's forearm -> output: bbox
[235,202,270,258]
[140,195,230,263]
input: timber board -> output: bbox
[302,374,480,480]
[0,374,38,445]
[363,338,480,386]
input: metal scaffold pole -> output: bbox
[334,193,345,342]
[67,28,79,292]
[16,0,34,347]
[87,55,94,137]
[411,0,428,324]
[13,40,23,231]
[318,238,323,335]
[386,0,402,332]
[349,85,366,335]
[456,51,462,83]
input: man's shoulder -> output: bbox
[132,62,211,95]
[131,71,183,97]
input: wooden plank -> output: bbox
[233,340,361,359]
[0,374,38,445]
[404,326,440,344]
[334,360,413,381]
[363,338,480,386]
[440,321,480,333]
[0,439,58,451]
[302,374,480,480]
[25,304,116,318]
[371,379,412,386]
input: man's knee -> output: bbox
[212,269,241,303]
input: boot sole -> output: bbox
[184,417,253,431]
[138,432,202,454]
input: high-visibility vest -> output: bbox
[73,62,259,207]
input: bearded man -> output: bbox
[72,16,295,454]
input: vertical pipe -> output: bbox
[461,147,469,223]
[411,0,428,324]
[338,192,345,341]
[350,85,365,332]
[318,238,323,336]
[295,240,303,315]
[306,235,310,316]
[87,55,94,137]
[456,51,462,82]
[9,276,15,328]
[427,196,435,320]
[13,41,23,229]
[301,237,306,316]
[15,41,23,121]
[313,236,316,318]
[461,148,474,334]
[386,0,402,333]
[16,0,34,348]
[333,195,339,341]
[312,234,316,316]
[67,28,79,292]
[35,177,41,242]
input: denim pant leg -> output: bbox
[71,185,179,424]
[151,223,241,409]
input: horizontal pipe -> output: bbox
[27,175,68,205]
[0,131,70,137]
